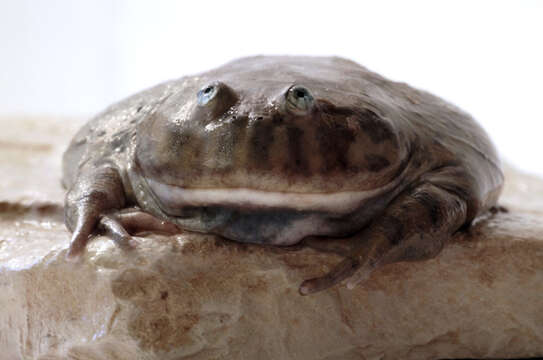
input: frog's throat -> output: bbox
[144,177,402,215]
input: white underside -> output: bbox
[146,177,390,214]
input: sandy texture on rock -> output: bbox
[0,116,542,360]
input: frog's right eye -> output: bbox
[197,83,219,106]
[195,81,239,119]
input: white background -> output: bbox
[1,0,542,176]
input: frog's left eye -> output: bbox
[197,83,219,106]
[285,85,314,115]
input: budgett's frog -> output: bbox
[63,56,504,295]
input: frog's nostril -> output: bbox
[256,116,264,121]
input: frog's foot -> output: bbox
[65,165,181,259]
[299,168,471,295]
[68,209,182,258]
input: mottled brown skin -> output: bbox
[62,56,503,295]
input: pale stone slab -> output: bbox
[0,117,541,360]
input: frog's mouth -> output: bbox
[144,177,397,216]
[140,176,406,246]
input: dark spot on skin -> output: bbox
[136,105,143,113]
[250,121,274,168]
[173,132,191,148]
[316,121,355,173]
[110,130,132,152]
[411,153,424,169]
[272,113,284,125]
[356,109,395,144]
[365,154,391,172]
[380,215,405,245]
[316,99,355,117]
[286,126,308,174]
[213,126,235,171]
[413,191,443,226]
[227,115,249,167]
[317,100,395,144]
[164,128,205,176]
[160,291,168,300]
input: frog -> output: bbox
[62,56,504,295]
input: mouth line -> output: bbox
[145,177,394,214]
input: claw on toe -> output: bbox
[66,240,88,261]
[298,258,361,295]
[66,221,95,259]
[65,249,82,261]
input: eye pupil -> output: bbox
[295,89,306,98]
[204,86,213,94]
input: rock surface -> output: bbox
[0,116,542,360]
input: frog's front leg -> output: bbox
[64,165,129,257]
[299,171,470,295]
[65,165,181,257]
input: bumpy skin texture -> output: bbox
[62,56,504,294]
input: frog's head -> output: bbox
[135,57,409,223]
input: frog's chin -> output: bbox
[144,177,395,215]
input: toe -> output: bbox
[298,258,360,295]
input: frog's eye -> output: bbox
[197,83,219,106]
[285,85,314,115]
[195,82,238,118]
